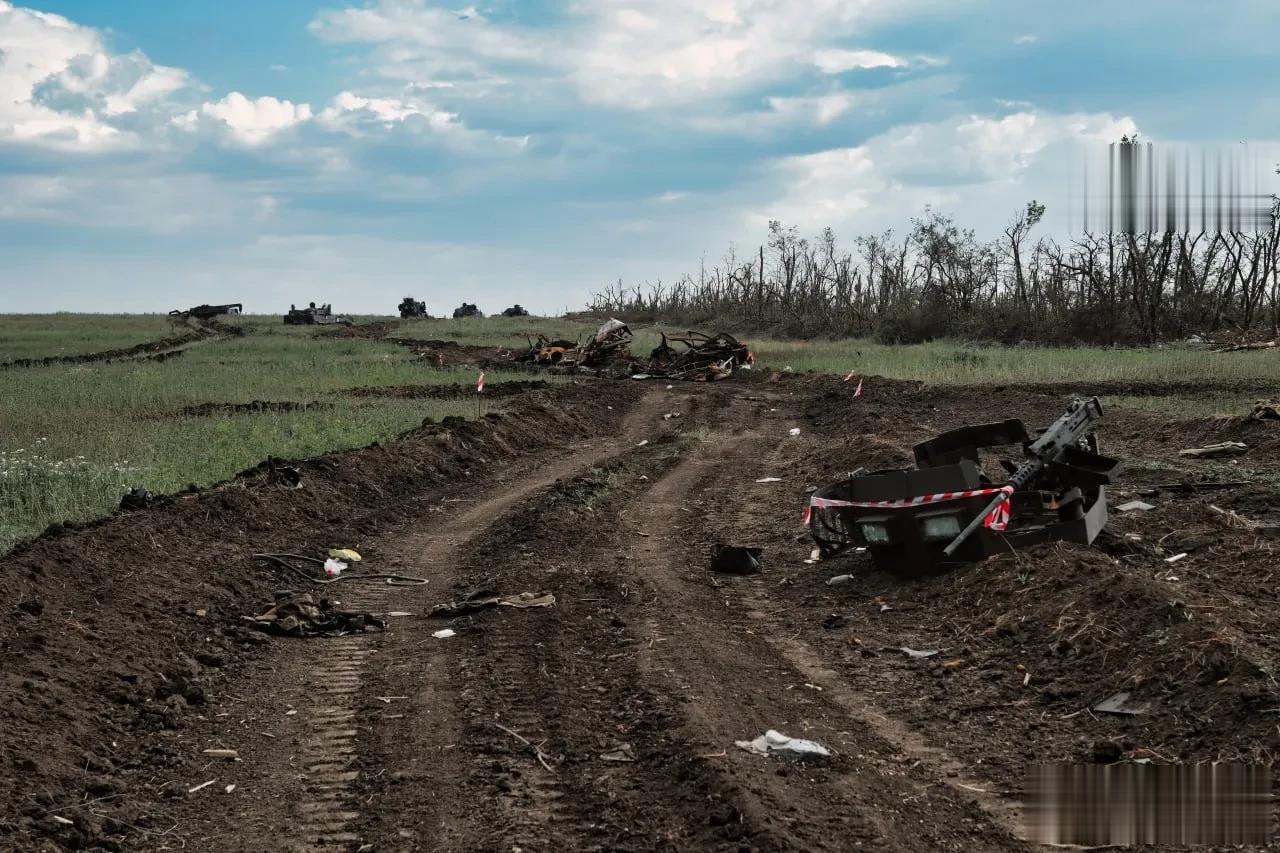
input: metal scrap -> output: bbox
[1179,441,1248,458]
[429,588,556,618]
[517,320,750,382]
[242,591,385,637]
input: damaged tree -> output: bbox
[809,397,1122,574]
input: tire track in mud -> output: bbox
[280,390,677,852]
[619,387,1032,852]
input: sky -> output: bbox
[1,0,1278,315]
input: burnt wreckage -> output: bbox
[808,397,1122,574]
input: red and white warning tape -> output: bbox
[803,485,1014,532]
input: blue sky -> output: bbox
[1,1,1277,314]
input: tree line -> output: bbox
[589,200,1280,345]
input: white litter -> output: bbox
[735,730,831,759]
[1117,500,1155,512]
[755,477,782,483]
[1165,552,1187,563]
[899,647,940,659]
[826,574,854,586]
[636,439,649,447]
[323,558,347,578]
[789,428,801,436]
[433,629,457,639]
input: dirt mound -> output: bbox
[0,328,212,370]
[327,322,394,340]
[178,400,329,417]
[384,337,514,368]
[0,380,636,850]
[348,380,549,400]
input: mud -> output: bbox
[3,372,1278,851]
[178,400,330,417]
[347,380,549,400]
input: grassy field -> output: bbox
[0,316,538,552]
[2,312,1275,554]
[0,313,182,361]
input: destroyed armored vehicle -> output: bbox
[502,304,530,317]
[808,397,1121,575]
[284,303,353,326]
[398,297,428,319]
[452,302,483,319]
[169,303,242,319]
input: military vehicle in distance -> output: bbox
[452,302,484,319]
[169,303,243,320]
[284,302,353,326]
[399,297,429,319]
[502,304,530,317]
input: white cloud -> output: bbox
[310,0,955,110]
[0,1,191,150]
[812,48,906,72]
[1013,34,1038,45]
[758,110,1139,235]
[179,92,313,146]
[317,90,458,134]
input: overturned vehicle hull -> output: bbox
[808,401,1122,575]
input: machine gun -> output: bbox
[807,397,1121,575]
[942,396,1105,556]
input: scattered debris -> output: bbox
[822,614,848,629]
[808,397,1121,573]
[1092,692,1149,716]
[432,629,457,639]
[709,545,763,575]
[202,749,239,760]
[188,780,217,794]
[826,574,854,587]
[494,723,557,772]
[323,558,347,578]
[755,477,782,483]
[1179,441,1248,459]
[1251,400,1280,421]
[898,647,941,660]
[119,487,153,511]
[734,730,832,760]
[789,427,801,436]
[1117,500,1155,512]
[599,744,636,763]
[242,592,385,637]
[267,459,303,490]
[520,318,632,371]
[1208,504,1280,537]
[519,322,750,381]
[224,784,236,794]
[1214,338,1278,353]
[428,588,556,618]
[328,548,362,562]
[1165,553,1188,564]
[647,331,749,381]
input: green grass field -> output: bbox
[1,312,1275,554]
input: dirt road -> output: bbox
[4,376,1278,851]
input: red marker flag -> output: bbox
[476,371,485,393]
[843,369,857,382]
[852,377,863,398]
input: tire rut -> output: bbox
[619,389,1032,852]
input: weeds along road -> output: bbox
[6,370,1279,851]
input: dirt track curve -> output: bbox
[4,374,1279,851]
